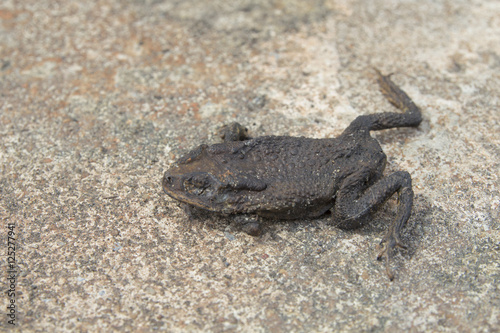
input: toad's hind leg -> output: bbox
[343,70,422,134]
[332,170,414,280]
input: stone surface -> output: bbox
[0,0,499,331]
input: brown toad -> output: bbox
[162,70,422,280]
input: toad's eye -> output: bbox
[182,173,219,197]
[188,175,209,188]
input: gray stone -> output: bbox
[1,0,498,331]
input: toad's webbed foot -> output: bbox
[377,231,408,281]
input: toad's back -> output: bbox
[164,133,386,218]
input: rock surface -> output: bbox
[1,0,499,331]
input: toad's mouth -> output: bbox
[162,169,269,213]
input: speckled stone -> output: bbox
[0,0,499,332]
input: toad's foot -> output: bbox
[218,122,249,142]
[377,231,407,281]
[233,215,262,236]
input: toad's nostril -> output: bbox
[163,173,174,186]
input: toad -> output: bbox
[162,70,422,280]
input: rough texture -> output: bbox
[162,72,421,281]
[162,72,419,217]
[1,0,499,332]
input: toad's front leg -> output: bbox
[218,122,249,142]
[231,214,262,236]
[332,170,414,280]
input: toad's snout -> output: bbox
[162,172,181,194]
